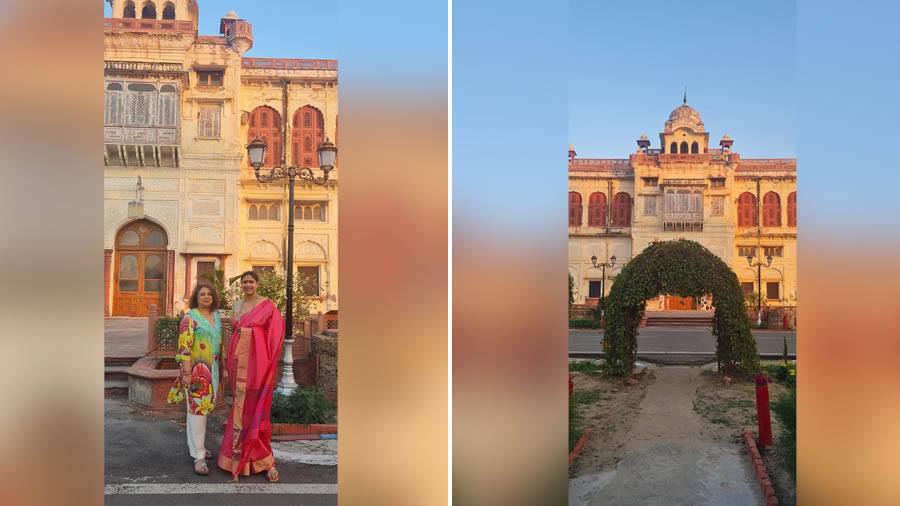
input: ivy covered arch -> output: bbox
[603,239,760,377]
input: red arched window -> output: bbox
[569,192,583,227]
[588,192,607,227]
[612,192,632,227]
[763,192,781,227]
[737,192,757,227]
[293,106,324,167]
[787,192,796,227]
[248,106,282,167]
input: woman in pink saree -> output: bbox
[217,271,285,482]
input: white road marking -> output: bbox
[104,483,337,495]
[272,449,338,466]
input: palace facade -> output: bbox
[104,0,338,317]
[569,100,796,314]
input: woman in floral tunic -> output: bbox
[167,283,222,475]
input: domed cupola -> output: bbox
[664,97,704,133]
[659,92,710,155]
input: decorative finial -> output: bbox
[683,86,687,104]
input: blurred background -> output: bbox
[2,0,900,505]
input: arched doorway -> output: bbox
[113,220,168,316]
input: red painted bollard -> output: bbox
[569,374,573,397]
[783,315,788,330]
[754,373,773,447]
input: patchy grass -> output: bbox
[569,360,603,376]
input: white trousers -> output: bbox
[186,408,208,461]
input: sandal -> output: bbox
[194,459,209,476]
[266,466,279,482]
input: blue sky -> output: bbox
[568,1,796,159]
[104,0,337,59]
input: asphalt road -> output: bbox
[569,327,796,355]
[105,399,337,505]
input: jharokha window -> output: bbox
[737,192,757,227]
[248,106,282,167]
[569,192,583,227]
[248,202,281,221]
[292,106,325,168]
[787,192,797,227]
[763,192,781,227]
[612,192,632,227]
[587,192,607,227]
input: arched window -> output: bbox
[123,1,136,18]
[569,192,582,227]
[737,192,757,227]
[787,192,796,227]
[293,106,324,167]
[691,142,699,154]
[162,2,175,19]
[588,192,607,227]
[249,205,258,220]
[680,141,689,154]
[248,106,282,167]
[612,192,632,227]
[669,142,677,154]
[763,191,781,227]
[141,1,156,19]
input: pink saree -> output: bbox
[217,298,285,478]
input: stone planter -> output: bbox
[125,356,226,418]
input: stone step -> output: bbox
[105,379,129,397]
[105,365,130,381]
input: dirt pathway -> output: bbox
[569,366,763,506]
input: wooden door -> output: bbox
[666,296,696,310]
[113,220,167,316]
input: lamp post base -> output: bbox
[275,337,298,395]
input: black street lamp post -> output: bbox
[747,253,772,327]
[246,136,337,394]
[591,254,616,316]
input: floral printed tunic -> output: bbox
[166,309,221,415]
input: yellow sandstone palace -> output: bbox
[569,99,796,322]
[103,0,338,317]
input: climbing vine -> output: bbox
[603,239,760,377]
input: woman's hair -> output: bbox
[189,282,220,309]
[239,270,259,282]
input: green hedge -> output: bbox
[604,240,760,377]
[569,319,602,329]
[271,387,337,425]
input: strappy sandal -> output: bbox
[266,466,279,482]
[194,459,209,476]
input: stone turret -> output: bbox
[220,10,253,55]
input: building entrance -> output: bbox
[112,220,168,316]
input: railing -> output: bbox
[242,58,338,70]
[104,18,195,33]
[658,153,709,162]
[569,158,633,174]
[738,158,796,171]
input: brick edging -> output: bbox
[568,428,593,468]
[744,428,779,505]
[272,423,337,436]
